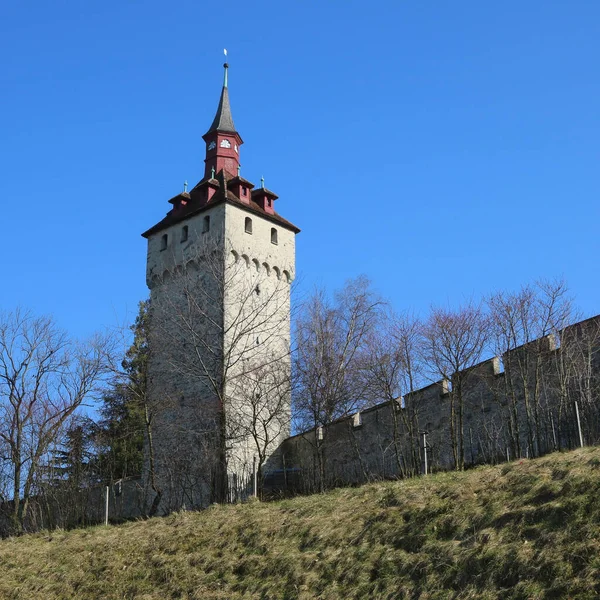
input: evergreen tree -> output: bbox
[45,419,98,489]
[94,300,148,482]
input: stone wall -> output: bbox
[0,478,144,538]
[270,315,600,494]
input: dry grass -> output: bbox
[2,448,600,599]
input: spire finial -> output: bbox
[223,49,228,88]
[211,166,215,179]
[237,164,241,176]
[261,176,265,189]
[183,180,188,193]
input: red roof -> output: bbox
[141,173,300,238]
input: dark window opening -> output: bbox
[271,228,278,245]
[267,198,272,207]
[242,186,247,196]
[160,234,168,250]
[245,217,253,234]
[203,215,210,233]
[181,226,188,242]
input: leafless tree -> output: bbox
[293,276,383,490]
[359,311,425,476]
[0,308,112,532]
[227,359,291,497]
[422,302,488,470]
[487,278,575,458]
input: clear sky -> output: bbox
[2,1,599,339]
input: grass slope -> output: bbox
[2,448,600,599]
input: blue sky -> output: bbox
[2,1,599,339]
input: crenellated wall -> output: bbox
[268,315,600,494]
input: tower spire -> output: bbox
[205,56,236,135]
[202,53,243,179]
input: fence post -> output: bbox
[575,400,584,448]
[104,486,109,526]
[422,431,428,476]
[253,456,258,498]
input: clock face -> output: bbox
[207,141,216,151]
[220,139,231,148]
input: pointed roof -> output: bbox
[205,63,237,135]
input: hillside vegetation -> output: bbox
[2,448,600,599]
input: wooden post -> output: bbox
[422,432,428,476]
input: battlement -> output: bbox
[270,314,600,494]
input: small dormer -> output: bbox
[251,186,278,215]
[167,191,191,211]
[228,175,254,205]
[190,175,220,206]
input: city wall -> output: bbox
[268,315,600,494]
[0,477,144,538]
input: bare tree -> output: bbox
[227,359,291,497]
[293,276,383,490]
[422,303,488,470]
[487,279,575,458]
[359,311,425,476]
[0,308,112,532]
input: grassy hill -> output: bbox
[2,448,600,599]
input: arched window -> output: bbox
[203,215,210,233]
[271,228,278,245]
[245,217,253,234]
[160,234,168,251]
[181,226,188,242]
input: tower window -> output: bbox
[271,228,278,245]
[203,215,210,233]
[267,198,272,207]
[160,234,168,251]
[181,226,188,243]
[245,217,253,234]
[242,186,247,197]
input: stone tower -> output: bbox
[142,62,299,513]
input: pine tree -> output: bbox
[94,301,148,482]
[45,419,98,489]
